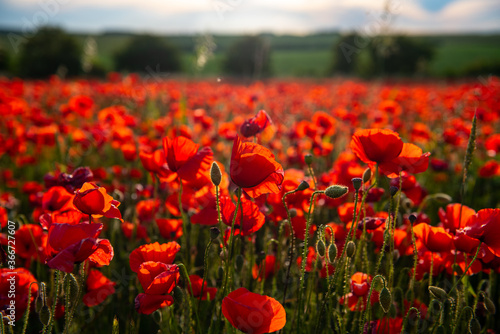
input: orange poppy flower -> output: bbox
[137,262,179,295]
[73,182,122,220]
[222,287,286,334]
[230,136,284,198]
[412,223,454,253]
[129,242,180,273]
[155,218,183,240]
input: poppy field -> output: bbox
[0,75,500,333]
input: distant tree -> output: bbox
[329,33,364,75]
[223,36,271,78]
[114,35,182,73]
[18,27,82,78]
[0,46,9,72]
[369,36,435,75]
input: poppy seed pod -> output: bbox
[352,177,362,191]
[409,214,417,224]
[324,185,349,199]
[297,180,310,191]
[210,161,222,186]
[210,227,221,240]
[390,186,399,197]
[304,154,313,165]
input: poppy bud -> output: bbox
[428,286,447,300]
[297,180,310,191]
[433,193,452,204]
[362,168,371,183]
[390,186,399,197]
[210,227,221,240]
[484,295,496,314]
[235,254,244,272]
[352,177,362,191]
[304,154,313,165]
[210,162,222,186]
[289,208,298,217]
[153,309,162,325]
[35,295,44,312]
[39,305,51,326]
[469,317,481,334]
[327,244,337,263]
[379,287,392,313]
[324,185,349,199]
[408,214,417,224]
[113,317,119,334]
[346,241,356,258]
[316,240,326,258]
[173,286,184,306]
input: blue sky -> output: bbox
[0,0,499,34]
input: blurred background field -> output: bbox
[1,30,499,78]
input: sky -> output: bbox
[0,0,499,35]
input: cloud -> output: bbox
[1,0,499,34]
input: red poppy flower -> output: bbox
[455,209,500,257]
[222,287,286,334]
[44,167,93,193]
[220,195,265,236]
[0,206,7,228]
[230,136,284,198]
[13,224,47,263]
[137,262,179,295]
[121,221,149,241]
[83,269,116,307]
[139,148,172,179]
[438,203,476,233]
[240,110,272,137]
[45,222,114,272]
[188,275,217,300]
[412,223,454,253]
[340,272,379,311]
[252,255,278,281]
[156,218,183,240]
[129,242,181,273]
[135,293,174,315]
[163,136,213,187]
[350,129,404,168]
[73,182,122,220]
[0,268,38,321]
[350,129,429,177]
[42,186,74,212]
